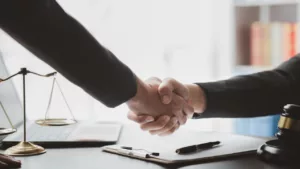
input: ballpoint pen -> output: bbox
[175,141,221,154]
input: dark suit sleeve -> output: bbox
[193,55,300,118]
[0,0,137,107]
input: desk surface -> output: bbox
[0,124,292,169]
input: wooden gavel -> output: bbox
[257,104,300,165]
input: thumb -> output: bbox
[158,79,174,104]
[160,78,189,101]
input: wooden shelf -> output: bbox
[235,0,299,7]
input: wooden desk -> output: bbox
[0,124,291,169]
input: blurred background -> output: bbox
[0,0,297,137]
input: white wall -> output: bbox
[0,0,234,132]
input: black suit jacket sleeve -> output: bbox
[194,55,300,119]
[0,0,137,107]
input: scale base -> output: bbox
[35,118,77,126]
[4,142,46,156]
[0,128,16,136]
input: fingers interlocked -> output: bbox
[127,77,194,136]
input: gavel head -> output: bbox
[276,104,300,144]
[257,104,300,164]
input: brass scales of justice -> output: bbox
[0,68,77,156]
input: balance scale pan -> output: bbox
[35,118,77,126]
[0,128,16,136]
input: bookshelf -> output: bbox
[231,0,299,137]
[232,0,300,75]
[235,0,299,7]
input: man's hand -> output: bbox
[126,77,194,125]
[128,78,207,136]
[0,153,21,168]
[127,77,194,136]
[158,78,194,118]
[159,78,206,114]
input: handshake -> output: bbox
[126,77,207,136]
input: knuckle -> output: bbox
[176,124,180,130]
[176,112,185,121]
[164,130,173,136]
[127,112,133,120]
[145,77,161,85]
[149,130,156,135]
[151,77,161,82]
[164,77,173,82]
[140,125,147,131]
[164,124,172,131]
[168,123,175,129]
[181,117,186,124]
[166,126,174,132]
[167,130,173,135]
[157,121,166,128]
[166,77,176,83]
[146,77,156,81]
[169,79,177,85]
[163,78,174,86]
[182,117,187,124]
[170,118,177,126]
[138,116,148,123]
[159,86,169,93]
[178,119,184,125]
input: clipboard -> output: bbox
[102,133,269,165]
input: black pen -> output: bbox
[175,141,221,154]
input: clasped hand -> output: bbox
[126,77,194,136]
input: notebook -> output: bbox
[102,131,269,165]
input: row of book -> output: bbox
[250,22,298,66]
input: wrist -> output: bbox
[185,84,206,113]
[126,77,147,107]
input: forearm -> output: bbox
[0,0,137,107]
[193,55,300,118]
[126,77,148,106]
